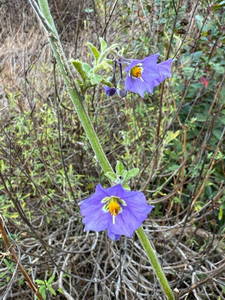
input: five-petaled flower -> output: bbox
[125,53,173,97]
[79,184,154,240]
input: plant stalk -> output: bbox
[30,1,175,299]
[136,227,175,300]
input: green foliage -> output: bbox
[105,160,139,187]
[0,98,85,223]
[35,274,58,300]
[0,258,15,288]
[71,38,118,94]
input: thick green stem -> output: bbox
[38,0,58,36]
[65,86,114,174]
[31,1,175,299]
[136,227,175,300]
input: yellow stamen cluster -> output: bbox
[130,64,143,78]
[102,196,126,224]
[108,199,121,216]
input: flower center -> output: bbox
[108,199,121,216]
[101,196,127,224]
[130,64,143,78]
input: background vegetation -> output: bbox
[0,0,224,299]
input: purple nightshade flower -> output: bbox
[79,184,154,240]
[104,86,117,96]
[125,53,173,97]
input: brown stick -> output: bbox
[0,215,43,300]
[178,258,225,297]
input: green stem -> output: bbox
[31,1,175,299]
[65,86,114,174]
[136,227,175,300]
[38,0,58,36]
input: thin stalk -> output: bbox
[0,215,43,300]
[29,1,175,299]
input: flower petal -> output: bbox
[141,72,163,92]
[125,59,142,73]
[142,53,160,65]
[125,76,147,97]
[107,204,151,238]
[157,58,173,80]
[125,54,160,73]
[108,212,133,237]
[97,184,129,198]
[107,231,121,240]
[83,209,110,231]
[108,189,154,238]
[79,184,105,211]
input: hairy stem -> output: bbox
[136,227,175,300]
[29,1,175,299]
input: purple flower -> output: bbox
[125,54,173,97]
[104,86,117,96]
[79,184,154,240]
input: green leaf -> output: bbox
[218,206,223,221]
[105,171,117,181]
[100,37,107,52]
[123,168,139,182]
[191,51,203,62]
[115,161,125,175]
[167,164,180,172]
[84,8,94,13]
[71,59,88,81]
[123,183,130,190]
[87,42,100,63]
[39,286,47,300]
[82,63,92,73]
[165,130,180,144]
[210,62,225,74]
[48,286,56,296]
[98,43,118,63]
[90,74,102,85]
[173,197,182,204]
[121,170,128,180]
[57,288,64,294]
[213,129,223,140]
[218,0,225,5]
[0,271,8,279]
[35,279,45,285]
[47,274,55,284]
[93,61,112,72]
[220,88,225,103]
[0,159,6,172]
[101,79,113,86]
[195,113,207,122]
[3,259,13,270]
[212,0,225,10]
